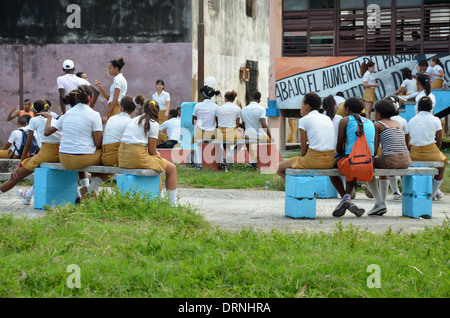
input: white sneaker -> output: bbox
[367,203,387,216]
[361,183,374,198]
[17,190,31,205]
[392,192,402,200]
[433,190,445,200]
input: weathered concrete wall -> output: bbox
[192,0,270,107]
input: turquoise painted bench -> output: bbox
[34,163,164,210]
[285,165,441,220]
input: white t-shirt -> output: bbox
[408,111,442,147]
[363,71,377,85]
[391,115,409,135]
[8,129,26,157]
[298,110,336,151]
[331,115,342,145]
[152,91,171,111]
[28,115,62,146]
[193,99,219,131]
[57,73,91,95]
[53,103,103,155]
[400,79,417,95]
[159,117,181,142]
[121,115,160,146]
[430,65,445,82]
[334,96,346,108]
[108,73,128,104]
[414,91,436,114]
[240,102,267,140]
[216,102,241,128]
[102,112,132,145]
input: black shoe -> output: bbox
[332,197,351,217]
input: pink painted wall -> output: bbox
[0,43,192,144]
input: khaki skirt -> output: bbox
[118,143,168,172]
[59,149,102,170]
[22,143,60,171]
[108,102,120,119]
[193,127,216,143]
[159,110,168,125]
[431,79,443,89]
[101,142,121,167]
[363,87,376,103]
[336,102,345,116]
[410,144,449,164]
[217,127,241,142]
[0,149,19,159]
[288,149,336,170]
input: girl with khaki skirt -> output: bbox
[408,96,447,200]
[361,61,379,120]
[118,100,178,206]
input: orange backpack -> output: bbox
[338,115,374,182]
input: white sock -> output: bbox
[218,145,225,164]
[167,189,177,206]
[341,176,347,190]
[432,178,443,197]
[366,178,384,205]
[0,190,3,195]
[87,177,104,194]
[25,186,34,198]
[379,179,389,204]
[196,144,202,164]
[389,176,400,194]
[226,146,234,163]
[80,178,90,188]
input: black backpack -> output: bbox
[12,128,40,159]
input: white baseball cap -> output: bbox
[63,60,75,70]
[204,76,217,89]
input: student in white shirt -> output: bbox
[57,59,99,114]
[118,100,178,206]
[408,96,447,200]
[334,92,346,117]
[158,109,181,149]
[394,68,417,100]
[0,116,29,159]
[101,96,136,167]
[192,83,221,168]
[0,101,62,204]
[277,92,336,180]
[44,85,111,200]
[430,57,445,88]
[95,58,128,124]
[361,61,379,119]
[152,79,171,124]
[322,95,342,146]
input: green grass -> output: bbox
[0,189,448,298]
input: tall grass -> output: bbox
[0,189,448,298]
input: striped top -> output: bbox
[377,121,408,156]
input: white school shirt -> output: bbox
[363,71,377,85]
[298,110,336,151]
[408,111,442,147]
[240,102,267,139]
[400,78,417,95]
[53,103,103,155]
[391,115,409,135]
[108,73,128,104]
[7,129,26,157]
[331,115,342,145]
[121,116,160,146]
[193,99,219,131]
[414,91,436,114]
[216,102,241,128]
[27,115,62,146]
[102,112,132,145]
[57,73,91,95]
[159,117,181,142]
[430,65,445,82]
[152,91,171,111]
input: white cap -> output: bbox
[63,60,75,70]
[204,76,217,89]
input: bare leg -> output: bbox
[277,160,292,181]
[0,167,33,193]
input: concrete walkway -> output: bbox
[1,186,448,234]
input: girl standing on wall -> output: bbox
[361,61,379,120]
[95,58,128,124]
[152,79,171,125]
[393,68,417,101]
[429,57,446,88]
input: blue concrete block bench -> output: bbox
[34,163,164,210]
[285,166,440,220]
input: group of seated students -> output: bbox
[0,85,178,207]
[277,83,447,217]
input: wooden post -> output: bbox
[18,45,24,110]
[198,0,205,102]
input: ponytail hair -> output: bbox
[322,95,337,120]
[402,68,412,80]
[32,100,50,114]
[360,60,375,77]
[110,57,125,71]
[417,96,433,112]
[200,86,221,99]
[224,90,238,102]
[416,72,431,96]
[138,100,160,135]
[430,57,444,70]
[62,90,79,107]
[76,85,94,104]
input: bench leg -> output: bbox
[314,176,338,199]
[285,175,317,219]
[401,175,433,219]
[117,174,161,198]
[33,168,79,210]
